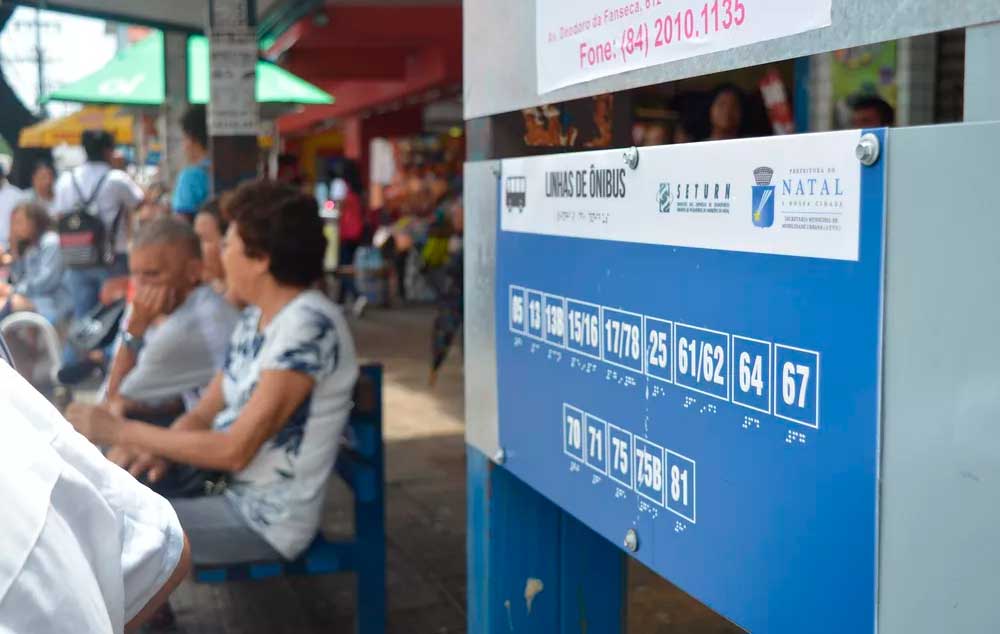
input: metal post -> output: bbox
[34,2,47,118]
[160,30,188,188]
[964,22,1000,122]
[207,0,260,194]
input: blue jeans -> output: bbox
[62,255,128,365]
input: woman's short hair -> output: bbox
[226,180,327,287]
[13,201,51,239]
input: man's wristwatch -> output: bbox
[121,330,145,353]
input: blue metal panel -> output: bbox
[467,447,492,634]
[467,446,626,634]
[488,456,562,633]
[558,514,625,634]
[494,132,887,633]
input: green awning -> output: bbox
[45,31,333,106]
[45,31,166,105]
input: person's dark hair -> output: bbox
[13,201,52,243]
[197,196,229,234]
[712,82,745,104]
[851,95,895,126]
[132,216,202,260]
[32,160,54,178]
[227,180,326,287]
[331,159,364,197]
[82,129,115,162]
[180,105,208,149]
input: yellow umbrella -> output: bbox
[18,106,134,148]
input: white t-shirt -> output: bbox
[53,162,143,255]
[0,359,185,633]
[217,290,358,559]
[0,181,28,251]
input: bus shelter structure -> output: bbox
[462,2,1000,633]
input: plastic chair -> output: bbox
[0,311,64,390]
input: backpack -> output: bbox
[57,170,122,269]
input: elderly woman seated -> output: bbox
[69,180,359,570]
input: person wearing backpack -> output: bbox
[53,130,143,377]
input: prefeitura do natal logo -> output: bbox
[657,182,672,213]
[751,166,775,228]
[505,176,526,213]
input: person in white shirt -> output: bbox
[68,181,359,569]
[0,162,28,254]
[53,130,143,373]
[0,343,191,633]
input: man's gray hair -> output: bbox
[132,217,202,259]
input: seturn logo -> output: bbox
[751,166,775,228]
[657,182,672,213]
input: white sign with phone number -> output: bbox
[537,0,831,93]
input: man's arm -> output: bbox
[72,369,315,473]
[125,535,191,633]
[109,371,226,479]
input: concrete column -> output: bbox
[808,53,834,132]
[208,0,259,193]
[964,22,1000,122]
[159,31,188,188]
[896,34,937,126]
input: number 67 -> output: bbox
[781,362,810,408]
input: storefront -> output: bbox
[269,3,461,196]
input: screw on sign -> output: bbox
[624,528,639,552]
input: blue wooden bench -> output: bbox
[194,364,386,634]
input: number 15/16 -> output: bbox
[568,308,599,348]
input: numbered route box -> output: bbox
[731,336,772,414]
[562,404,586,462]
[565,299,602,359]
[607,422,634,489]
[602,307,644,373]
[644,316,673,383]
[633,437,666,507]
[674,323,730,401]
[584,413,608,475]
[508,285,526,334]
[774,345,820,429]
[665,449,697,523]
[525,290,545,339]
[543,293,567,347]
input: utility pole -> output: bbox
[33,3,46,117]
